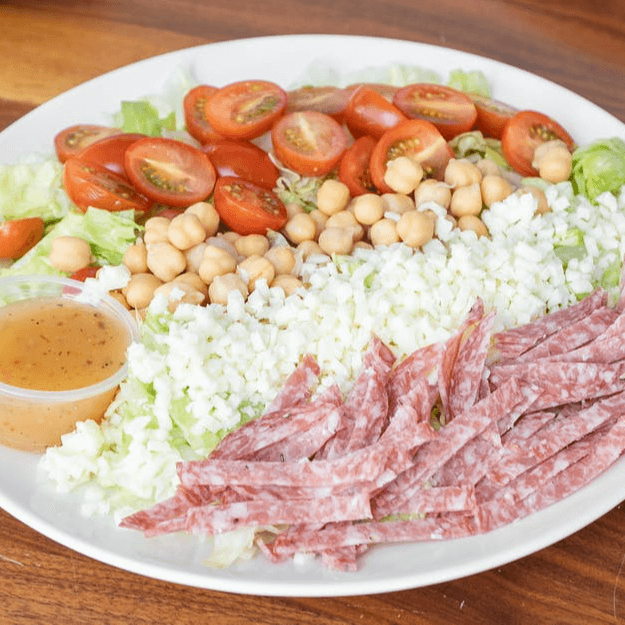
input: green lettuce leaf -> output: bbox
[571,137,625,201]
[447,69,491,97]
[117,100,177,137]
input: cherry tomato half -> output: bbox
[469,94,518,140]
[63,157,153,213]
[338,135,378,196]
[124,137,216,207]
[369,119,453,193]
[286,86,350,124]
[70,266,101,281]
[271,110,348,177]
[392,84,478,140]
[183,85,224,144]
[0,218,45,259]
[202,140,279,189]
[345,83,399,102]
[205,80,287,140]
[501,110,575,176]
[344,85,407,139]
[77,133,145,175]
[213,176,287,236]
[54,124,122,163]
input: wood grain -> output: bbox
[1,0,625,623]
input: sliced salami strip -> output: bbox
[489,361,625,411]
[373,378,541,517]
[270,515,477,557]
[263,354,320,414]
[211,398,342,461]
[447,310,496,421]
[185,492,373,536]
[488,392,625,486]
[491,288,607,362]
[514,306,618,363]
[395,485,476,515]
[500,410,556,446]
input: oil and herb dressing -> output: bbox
[0,297,129,391]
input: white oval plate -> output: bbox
[1,35,624,598]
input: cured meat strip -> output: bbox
[491,288,606,362]
[514,307,618,362]
[488,361,625,412]
[263,354,320,414]
[184,492,373,536]
[270,515,477,557]
[395,485,476,515]
[373,378,542,517]
[488,392,625,486]
[447,310,496,420]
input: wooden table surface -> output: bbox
[2,1,625,623]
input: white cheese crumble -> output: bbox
[40,183,625,520]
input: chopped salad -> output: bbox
[1,58,625,570]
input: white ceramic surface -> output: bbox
[1,34,624,597]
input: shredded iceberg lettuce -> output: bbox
[571,137,625,202]
[446,68,491,97]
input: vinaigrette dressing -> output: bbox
[0,297,129,391]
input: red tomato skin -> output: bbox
[469,94,518,140]
[183,85,224,144]
[77,133,145,175]
[202,140,279,189]
[54,125,122,163]
[70,266,101,281]
[63,157,153,213]
[369,119,453,193]
[345,83,399,102]
[271,111,348,177]
[205,80,288,141]
[213,176,287,235]
[0,218,45,259]
[501,110,575,176]
[286,86,350,124]
[344,86,407,140]
[392,84,478,140]
[124,137,216,208]
[338,135,378,196]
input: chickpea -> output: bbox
[449,183,483,218]
[49,236,93,273]
[208,273,249,305]
[237,255,275,291]
[457,215,489,237]
[122,241,148,274]
[283,212,317,244]
[173,272,209,302]
[122,273,163,309]
[143,216,171,245]
[206,235,239,259]
[318,227,354,255]
[316,179,351,216]
[369,218,400,247]
[381,193,415,216]
[414,179,452,209]
[475,158,500,177]
[146,241,187,282]
[308,209,328,237]
[271,274,304,297]
[264,246,297,275]
[350,194,385,226]
[325,209,359,230]
[353,241,373,251]
[384,156,423,194]
[184,242,208,274]
[297,240,326,260]
[198,245,237,285]
[520,185,550,215]
[234,234,270,258]
[221,231,241,245]
[154,281,206,312]
[444,158,483,187]
[481,175,513,208]
[185,201,220,237]
[532,140,572,183]
[285,202,305,219]
[396,210,435,248]
[167,213,207,251]
[108,290,130,310]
